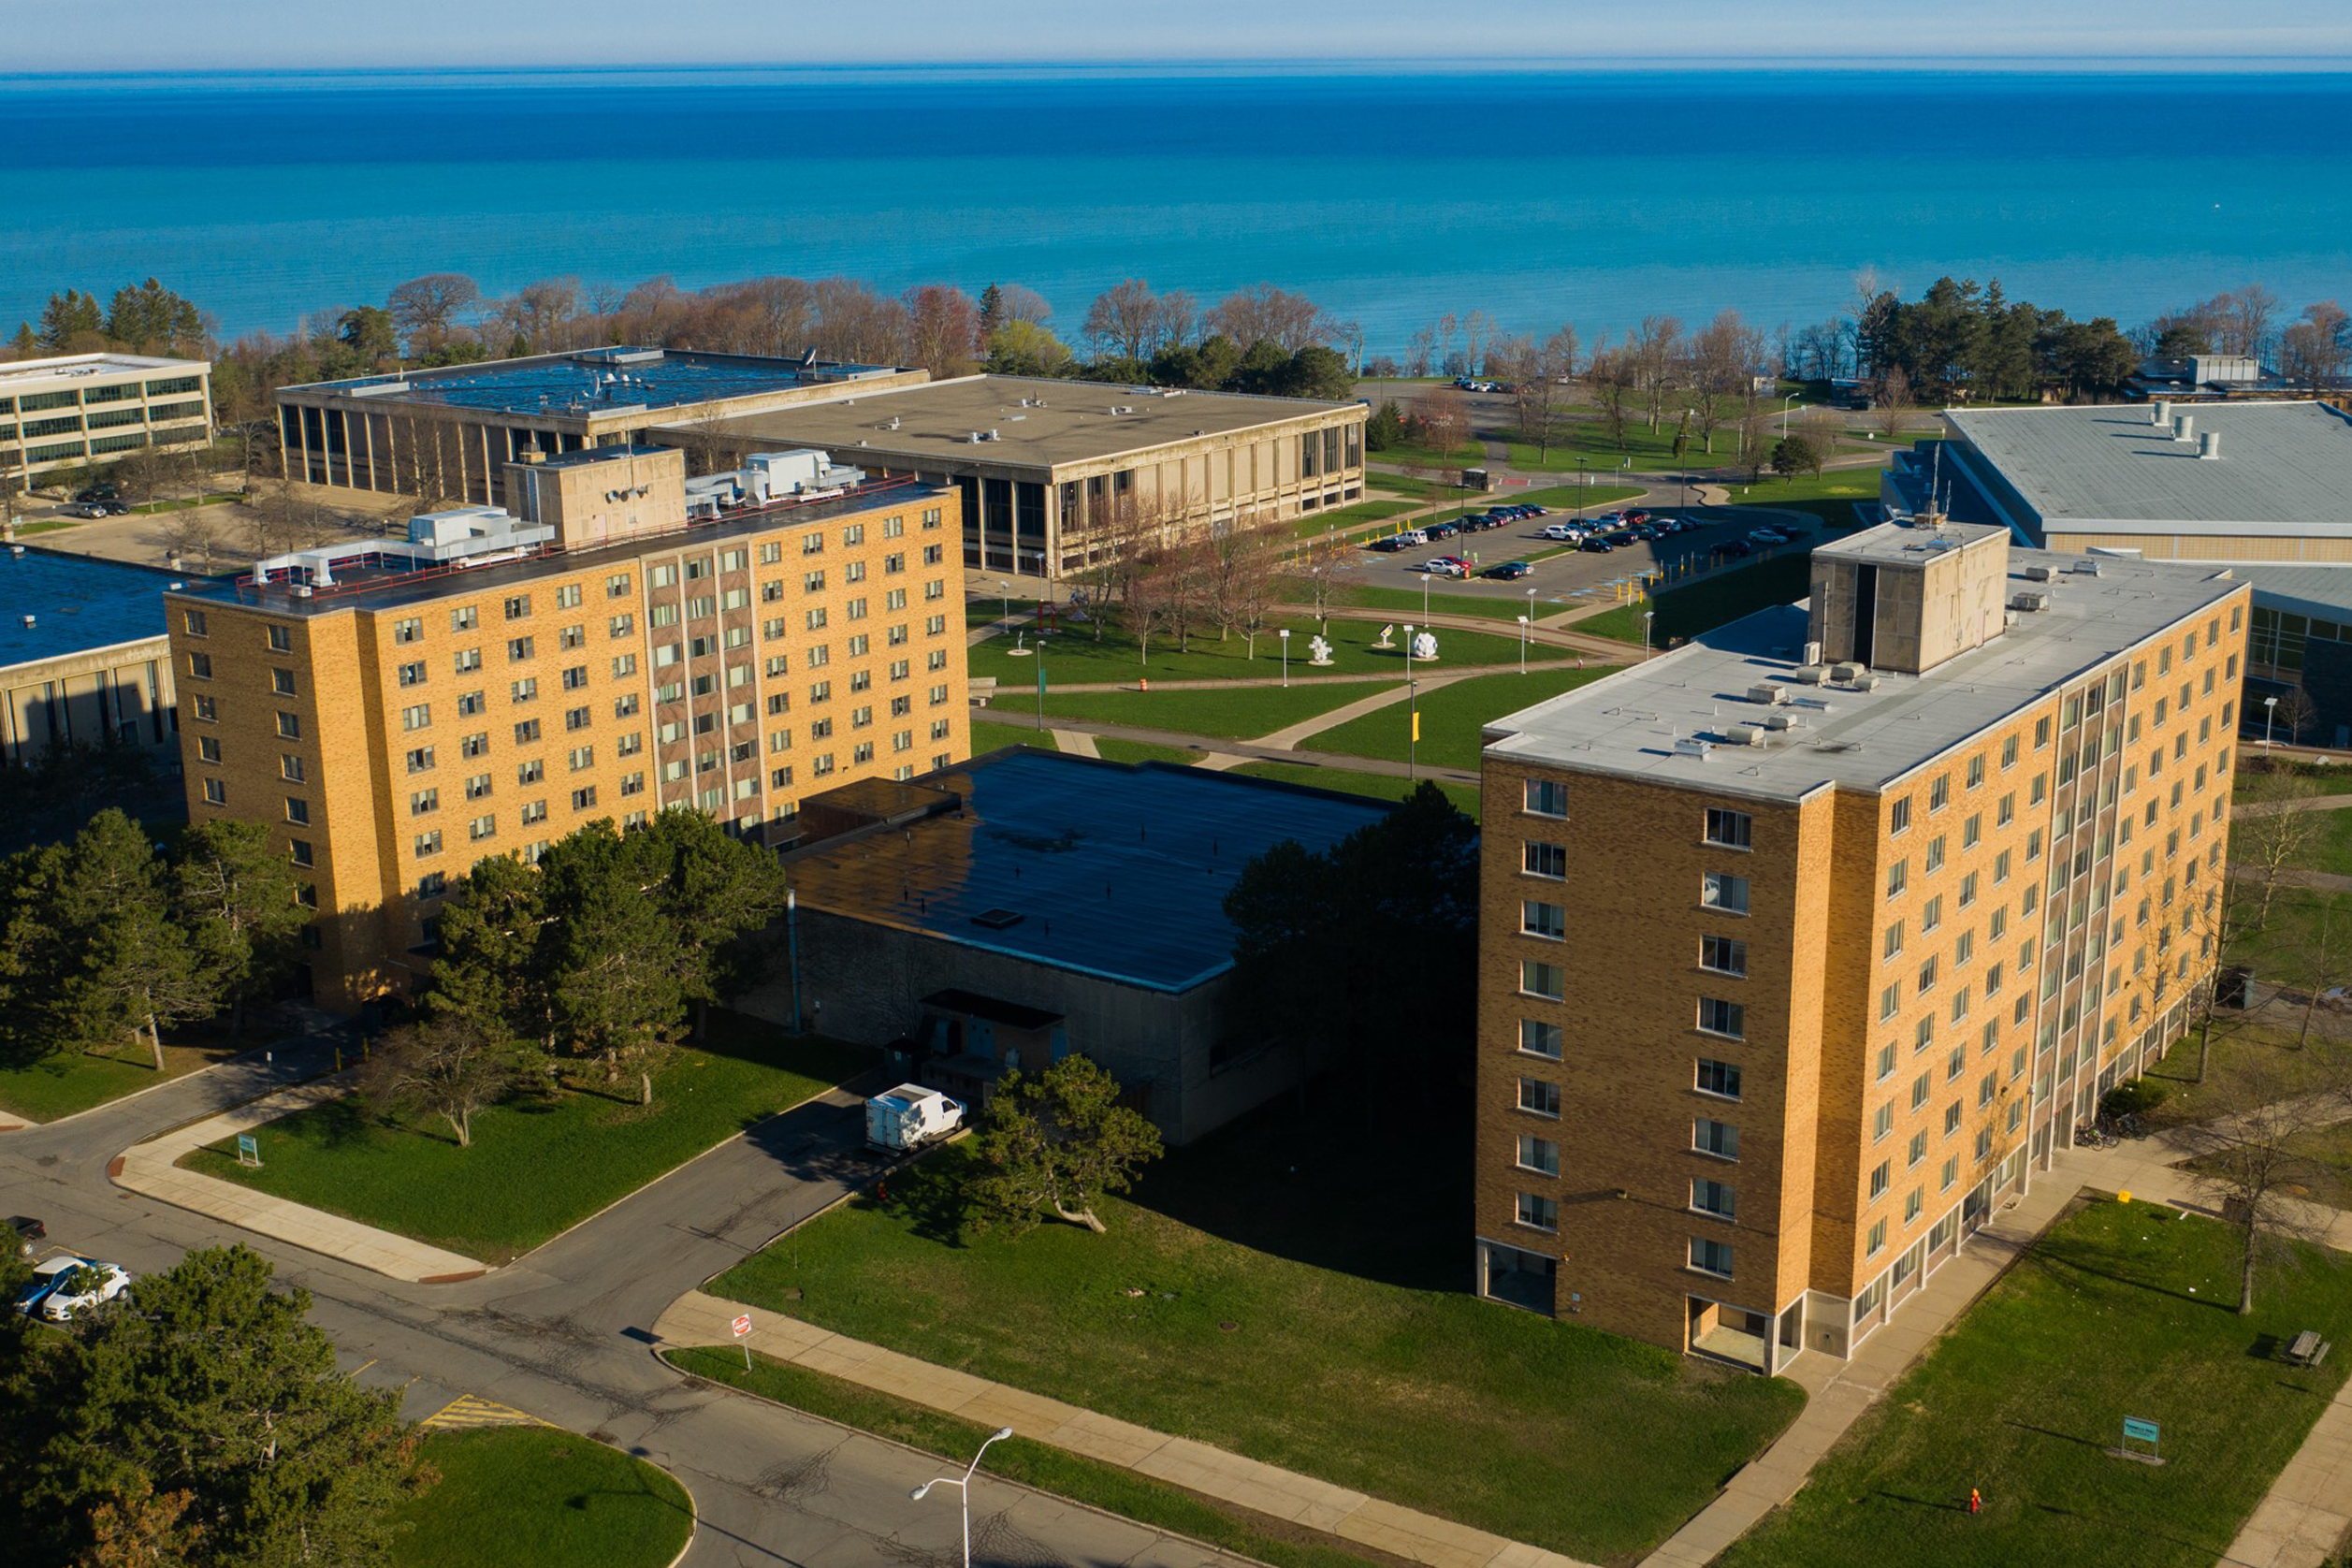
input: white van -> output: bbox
[864,1085,965,1153]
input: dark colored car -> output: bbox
[1580,537,1616,553]
[1607,530,1637,546]
[1425,521,1459,539]
[1482,560,1534,579]
[1716,539,1753,559]
[72,485,120,504]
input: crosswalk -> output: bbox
[418,1393,541,1430]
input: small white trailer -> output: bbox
[865,1085,965,1153]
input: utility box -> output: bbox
[1460,467,1494,491]
[864,1085,965,1153]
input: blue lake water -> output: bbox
[2,66,2348,352]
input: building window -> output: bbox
[1695,1058,1742,1099]
[1696,998,1745,1039]
[401,704,430,732]
[1523,778,1568,818]
[182,609,208,637]
[1693,1118,1739,1160]
[1887,859,1908,898]
[468,815,496,842]
[1516,1193,1558,1232]
[201,777,225,806]
[414,830,443,857]
[1700,935,1747,977]
[1521,901,1565,940]
[1519,1019,1562,1059]
[1516,1136,1560,1176]
[187,652,213,680]
[1690,1238,1735,1278]
[276,711,301,739]
[1519,962,1564,1001]
[1523,841,1566,878]
[1890,796,1912,834]
[1691,1180,1736,1221]
[503,595,530,620]
[1704,807,1751,849]
[1517,1078,1561,1117]
[1702,871,1749,914]
[1866,1218,1888,1256]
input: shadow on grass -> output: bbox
[2002,1417,2105,1451]
[2025,1241,2231,1312]
[1874,1489,1971,1514]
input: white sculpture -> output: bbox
[1372,623,1396,649]
[1308,635,1335,666]
[1411,631,1440,662]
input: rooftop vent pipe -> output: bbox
[22,614,34,630]
[2173,414,2195,443]
[2200,430,2223,461]
[2152,399,2171,427]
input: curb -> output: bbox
[651,1342,1289,1568]
[0,1031,346,1135]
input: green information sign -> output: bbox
[2123,1417,2160,1443]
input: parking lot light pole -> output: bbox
[1403,624,1418,781]
[1516,613,1529,674]
[1280,627,1290,688]
[998,578,1010,634]
[911,1426,1016,1568]
[1645,610,1656,660]
[2264,693,2279,748]
[1780,394,1799,436]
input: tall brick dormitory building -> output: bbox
[1474,517,2248,1372]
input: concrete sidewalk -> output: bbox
[653,1288,1601,1568]
[110,1077,488,1283]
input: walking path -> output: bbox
[652,1288,1601,1568]
[109,1076,488,1284]
[2236,791,2352,819]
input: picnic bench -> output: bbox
[971,676,998,707]
[2286,1329,2331,1368]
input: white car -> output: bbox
[1541,523,1582,541]
[1749,528,1790,544]
[33,1257,132,1321]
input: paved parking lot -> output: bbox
[1343,505,1823,612]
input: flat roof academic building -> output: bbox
[753,748,1390,1144]
[2,353,213,484]
[1477,519,2245,1372]
[663,373,1368,580]
[1,544,183,762]
[277,347,927,507]
[1895,399,2352,743]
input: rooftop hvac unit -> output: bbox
[1761,713,1798,732]
[2024,564,2058,582]
[1727,725,1770,746]
[1851,673,1881,691]
[1802,640,1823,665]
[2070,559,2102,576]
[2011,589,2052,612]
[1748,684,1791,705]
[1787,664,1829,685]
[1675,736,1714,758]
[1829,661,1866,683]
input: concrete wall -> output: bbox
[2,639,177,762]
[737,907,1309,1147]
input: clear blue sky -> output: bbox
[12,0,2352,73]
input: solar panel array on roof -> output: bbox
[785,749,1394,992]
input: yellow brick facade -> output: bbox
[166,486,968,1012]
[1475,587,2251,1370]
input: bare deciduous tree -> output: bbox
[2238,773,2324,931]
[361,1013,523,1149]
[1083,279,1167,363]
[386,273,481,354]
[2177,1044,2351,1314]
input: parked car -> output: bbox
[1588,513,1624,530]
[72,484,120,504]
[9,1216,45,1256]
[39,1259,132,1322]
[1622,510,1650,526]
[1606,530,1637,546]
[1540,523,1581,541]
[1580,537,1616,553]
[1715,539,1753,559]
[1748,528,1788,544]
[1482,560,1534,580]
[1367,535,1406,553]
[1425,521,1459,540]
[1418,558,1469,578]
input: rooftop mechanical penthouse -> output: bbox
[165,443,970,1013]
[1474,518,2248,1373]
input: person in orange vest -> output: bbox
[1967,1487,1982,1516]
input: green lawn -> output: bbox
[0,1036,242,1123]
[128,493,240,515]
[1576,551,1815,647]
[2235,758,2352,800]
[1315,583,1553,622]
[1366,438,1485,470]
[1296,498,1419,539]
[389,1427,692,1568]
[1714,466,1886,530]
[1720,1199,2352,1568]
[1503,483,1643,514]
[709,1132,1802,1564]
[1365,472,1454,501]
[973,609,1532,686]
[2286,805,2352,878]
[1035,681,1371,742]
[1304,666,1619,772]
[1092,738,1202,766]
[1232,760,1479,817]
[181,1016,871,1264]
[970,718,1057,754]
[667,1349,1387,1568]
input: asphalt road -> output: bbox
[0,1045,1257,1568]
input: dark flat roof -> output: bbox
[286,348,900,420]
[0,546,178,670]
[787,749,1392,992]
[164,477,945,619]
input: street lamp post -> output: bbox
[911,1426,1016,1568]
[1279,627,1291,688]
[1779,393,1799,437]
[1403,623,1418,781]
[1577,457,1589,515]
[998,578,1010,634]
[1516,613,1529,674]
[2264,694,2279,748]
[1644,610,1656,660]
